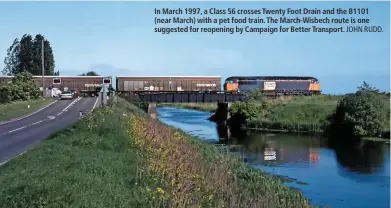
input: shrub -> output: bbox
[229,90,267,125]
[0,72,40,103]
[332,82,386,138]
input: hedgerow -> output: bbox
[0,72,41,104]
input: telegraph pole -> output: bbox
[41,39,44,97]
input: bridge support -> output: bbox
[213,102,232,140]
[147,102,157,119]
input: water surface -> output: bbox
[157,107,390,208]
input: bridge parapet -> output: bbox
[120,91,246,103]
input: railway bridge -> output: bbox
[119,91,246,103]
[119,91,244,129]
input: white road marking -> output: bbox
[61,97,81,112]
[92,97,99,111]
[0,100,58,126]
[7,126,26,133]
[47,116,55,120]
[56,112,62,116]
[0,150,28,167]
[31,120,43,125]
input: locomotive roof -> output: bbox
[0,76,112,78]
[225,76,318,80]
[116,76,221,78]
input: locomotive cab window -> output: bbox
[103,78,111,84]
[53,78,61,84]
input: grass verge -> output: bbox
[158,103,217,112]
[0,97,312,208]
[0,98,54,122]
[0,98,159,208]
[128,107,312,207]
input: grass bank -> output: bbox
[0,97,312,208]
[0,98,54,122]
[246,95,343,133]
[164,95,390,136]
[246,94,390,135]
[158,103,217,112]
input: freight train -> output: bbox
[0,75,321,96]
[0,75,112,96]
[116,76,221,92]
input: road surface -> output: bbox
[0,97,99,164]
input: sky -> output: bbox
[0,1,389,94]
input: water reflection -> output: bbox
[333,141,387,174]
[216,132,321,167]
[219,131,389,175]
[157,107,390,208]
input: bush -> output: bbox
[332,82,386,138]
[0,85,12,104]
[229,90,266,124]
[0,72,40,103]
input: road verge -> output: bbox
[0,97,311,208]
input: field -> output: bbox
[249,94,390,133]
[0,98,55,122]
[0,97,312,208]
[162,94,390,135]
[157,103,217,112]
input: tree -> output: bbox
[79,71,99,76]
[332,82,385,138]
[2,38,21,75]
[18,34,34,73]
[358,81,379,93]
[2,34,55,76]
[32,34,55,75]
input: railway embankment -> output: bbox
[0,97,311,208]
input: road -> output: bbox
[0,97,99,164]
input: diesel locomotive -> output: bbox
[224,76,321,95]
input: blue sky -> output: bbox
[0,1,389,94]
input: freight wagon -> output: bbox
[116,76,221,93]
[224,76,321,96]
[0,76,112,96]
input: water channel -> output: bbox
[157,107,390,208]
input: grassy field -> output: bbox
[246,95,343,133]
[0,97,312,208]
[0,98,55,122]
[249,94,390,133]
[161,95,390,135]
[158,103,217,112]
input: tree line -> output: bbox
[2,34,58,76]
[0,34,102,104]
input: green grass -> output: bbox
[164,95,390,135]
[157,103,217,112]
[362,137,390,142]
[0,97,315,207]
[0,98,157,208]
[0,98,54,122]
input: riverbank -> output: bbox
[166,94,390,138]
[0,98,311,208]
[158,103,217,112]
[0,98,54,121]
[156,106,391,208]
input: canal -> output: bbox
[157,107,390,208]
